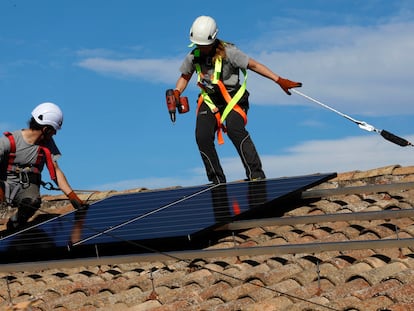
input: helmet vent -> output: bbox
[38,115,43,120]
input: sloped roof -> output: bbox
[1,164,414,311]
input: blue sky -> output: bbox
[1,0,414,193]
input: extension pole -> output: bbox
[291,89,412,147]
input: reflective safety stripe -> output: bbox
[216,79,247,125]
[197,96,225,145]
[214,57,248,125]
[194,52,248,145]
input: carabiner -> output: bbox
[42,181,60,191]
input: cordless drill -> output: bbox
[165,89,189,123]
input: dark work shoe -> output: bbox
[245,177,266,182]
[6,218,20,231]
[251,177,265,181]
[6,214,26,232]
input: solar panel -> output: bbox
[0,173,336,264]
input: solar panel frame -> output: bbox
[0,173,336,264]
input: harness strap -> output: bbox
[4,132,16,172]
[212,58,248,125]
[194,53,248,145]
[3,132,57,184]
[197,96,225,145]
[216,79,247,125]
[6,182,21,204]
[39,146,57,182]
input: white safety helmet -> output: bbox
[31,102,63,130]
[189,15,218,45]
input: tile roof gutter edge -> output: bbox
[1,237,413,273]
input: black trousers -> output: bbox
[195,95,265,184]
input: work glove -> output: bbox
[173,88,190,114]
[68,191,89,210]
[277,77,302,95]
[173,89,181,103]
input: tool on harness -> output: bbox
[18,169,31,189]
[165,89,190,123]
[3,131,58,185]
[2,132,58,206]
[41,181,99,193]
[4,132,57,183]
[42,181,60,191]
[194,49,248,145]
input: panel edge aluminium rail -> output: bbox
[63,172,337,259]
[0,183,216,264]
[0,172,336,264]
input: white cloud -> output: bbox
[248,22,414,116]
[76,20,414,118]
[94,134,414,191]
[94,174,207,192]
[226,134,414,180]
[77,57,181,83]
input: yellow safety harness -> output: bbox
[194,49,248,144]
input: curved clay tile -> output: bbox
[300,254,322,265]
[346,294,394,310]
[199,280,231,301]
[329,262,372,285]
[359,228,382,239]
[335,254,357,264]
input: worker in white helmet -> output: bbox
[171,15,302,184]
[0,102,88,231]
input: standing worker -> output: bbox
[170,15,302,184]
[0,102,88,231]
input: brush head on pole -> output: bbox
[380,129,413,147]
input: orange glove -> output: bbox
[68,191,89,210]
[173,88,190,114]
[173,89,181,103]
[277,77,302,95]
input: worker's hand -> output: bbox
[68,191,89,210]
[173,89,181,103]
[277,77,302,95]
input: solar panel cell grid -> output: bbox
[0,173,336,264]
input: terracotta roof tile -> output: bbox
[245,295,294,311]
[350,294,395,310]
[2,165,414,310]
[387,282,414,304]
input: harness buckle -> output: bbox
[199,80,216,94]
[19,170,30,189]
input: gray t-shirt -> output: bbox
[0,130,61,183]
[179,42,249,92]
